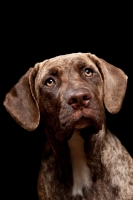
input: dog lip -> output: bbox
[72,107,92,129]
[71,108,102,131]
[74,116,92,129]
[72,109,91,122]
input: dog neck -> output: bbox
[43,123,106,197]
[68,129,92,197]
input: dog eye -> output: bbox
[84,68,93,77]
[45,78,55,87]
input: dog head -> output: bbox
[4,53,127,141]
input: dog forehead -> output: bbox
[36,53,96,80]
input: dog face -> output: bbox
[36,54,104,140]
[3,53,127,141]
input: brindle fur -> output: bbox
[4,53,133,200]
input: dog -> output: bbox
[4,53,133,200]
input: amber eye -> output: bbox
[85,68,93,77]
[45,78,55,87]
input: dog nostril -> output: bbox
[68,98,78,105]
[72,98,78,104]
[83,95,89,101]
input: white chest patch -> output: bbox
[68,129,92,196]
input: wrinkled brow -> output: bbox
[44,65,63,77]
[72,59,94,72]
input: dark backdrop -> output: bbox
[1,3,132,200]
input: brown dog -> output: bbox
[4,53,133,200]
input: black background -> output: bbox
[1,2,133,200]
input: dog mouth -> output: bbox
[66,108,101,130]
[56,107,102,141]
[73,114,92,130]
[60,109,92,129]
[71,108,102,131]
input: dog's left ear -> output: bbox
[3,64,40,131]
[87,53,128,114]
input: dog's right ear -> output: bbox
[3,64,40,131]
[87,53,128,114]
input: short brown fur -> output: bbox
[4,53,133,200]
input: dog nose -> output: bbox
[67,89,90,110]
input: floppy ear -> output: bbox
[3,64,40,131]
[87,53,128,114]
